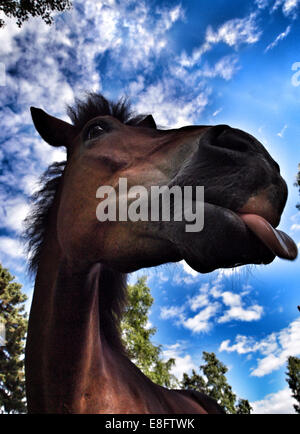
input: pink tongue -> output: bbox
[238,213,298,260]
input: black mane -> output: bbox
[23,161,66,275]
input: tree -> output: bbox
[0,0,72,28]
[181,351,252,414]
[181,369,206,392]
[236,399,252,414]
[286,356,300,413]
[121,276,178,388]
[0,263,28,413]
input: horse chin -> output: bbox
[184,253,275,275]
[182,247,275,274]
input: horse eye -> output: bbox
[86,124,104,140]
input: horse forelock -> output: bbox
[67,92,147,131]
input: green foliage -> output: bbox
[181,351,252,414]
[236,398,252,414]
[181,369,206,392]
[286,356,300,413]
[121,277,178,388]
[0,0,72,28]
[0,263,28,413]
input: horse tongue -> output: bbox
[238,213,298,260]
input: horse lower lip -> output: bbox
[238,213,298,260]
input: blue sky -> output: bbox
[0,0,300,413]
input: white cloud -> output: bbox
[0,197,30,233]
[156,4,185,31]
[290,213,300,233]
[219,303,263,323]
[206,13,261,48]
[255,0,270,8]
[219,333,278,355]
[160,295,221,334]
[160,305,184,320]
[161,274,263,334]
[91,1,185,72]
[0,0,185,166]
[220,318,300,377]
[156,271,168,282]
[251,353,283,376]
[145,319,152,330]
[272,0,300,18]
[32,137,66,166]
[277,124,288,138]
[188,283,210,311]
[291,223,300,231]
[214,290,264,323]
[0,236,26,259]
[21,174,40,196]
[177,12,261,71]
[265,25,291,52]
[212,107,223,117]
[173,273,195,285]
[182,302,221,333]
[251,388,297,414]
[202,55,240,81]
[283,0,300,15]
[128,75,145,96]
[134,80,210,128]
[0,13,23,54]
[162,342,198,379]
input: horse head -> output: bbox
[30,95,297,276]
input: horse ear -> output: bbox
[30,107,76,147]
[137,115,156,129]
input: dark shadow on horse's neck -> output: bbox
[52,261,128,359]
[51,260,128,358]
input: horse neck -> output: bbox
[25,186,122,413]
[25,185,212,414]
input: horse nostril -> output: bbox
[200,125,253,154]
[211,127,251,153]
[211,124,232,138]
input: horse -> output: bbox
[24,93,297,413]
